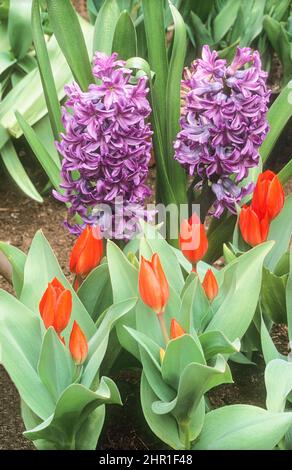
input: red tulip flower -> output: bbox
[39,277,72,335]
[70,225,103,277]
[139,253,169,314]
[252,170,284,221]
[69,321,88,365]
[239,205,270,247]
[170,319,185,339]
[179,213,208,268]
[202,269,219,302]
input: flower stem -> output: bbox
[180,422,191,450]
[158,312,169,345]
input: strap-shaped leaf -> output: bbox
[1,139,43,202]
[31,0,62,140]
[8,0,32,59]
[0,242,26,297]
[112,10,137,59]
[93,0,120,55]
[47,0,93,90]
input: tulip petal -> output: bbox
[138,256,163,313]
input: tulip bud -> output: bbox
[202,269,219,302]
[179,213,208,268]
[252,170,284,221]
[70,225,103,277]
[239,205,270,247]
[39,278,72,335]
[69,321,88,365]
[138,253,169,314]
[170,319,185,339]
[159,348,165,363]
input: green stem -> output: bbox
[158,312,169,345]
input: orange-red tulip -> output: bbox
[69,321,88,365]
[239,205,270,247]
[252,170,284,221]
[70,225,103,277]
[202,269,219,302]
[170,319,185,339]
[139,253,169,314]
[39,277,72,335]
[179,213,208,267]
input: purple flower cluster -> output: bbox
[54,52,153,237]
[174,45,270,217]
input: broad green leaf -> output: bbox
[287,249,292,339]
[260,314,284,364]
[179,276,210,333]
[207,242,274,340]
[77,263,112,322]
[265,359,292,413]
[278,158,292,186]
[107,240,139,358]
[20,231,96,340]
[38,328,75,403]
[16,112,61,191]
[213,0,241,43]
[0,51,16,74]
[162,335,206,389]
[140,373,184,450]
[261,268,287,323]
[265,195,292,271]
[205,213,237,264]
[1,139,43,202]
[75,405,105,450]
[8,0,32,59]
[93,0,120,55]
[0,290,55,419]
[47,0,93,90]
[31,0,62,140]
[153,355,232,421]
[193,405,292,450]
[0,242,26,297]
[82,298,137,388]
[112,10,137,59]
[24,378,121,448]
[199,330,240,361]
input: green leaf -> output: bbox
[142,0,168,144]
[8,0,33,59]
[261,268,287,323]
[162,335,206,389]
[75,406,105,450]
[260,314,284,364]
[24,378,121,449]
[107,240,139,358]
[93,0,120,55]
[16,112,61,191]
[260,84,292,163]
[77,263,112,322]
[265,195,292,271]
[31,0,62,141]
[190,0,215,22]
[0,242,26,297]
[287,248,292,339]
[278,158,292,186]
[165,2,187,205]
[20,230,96,340]
[199,330,240,361]
[1,139,43,202]
[153,355,232,422]
[205,213,237,264]
[213,0,241,43]
[194,404,292,450]
[190,12,214,54]
[265,359,292,413]
[140,373,184,450]
[179,276,210,333]
[0,51,16,75]
[207,242,274,340]
[112,10,137,59]
[47,0,93,90]
[0,290,55,419]
[38,328,75,403]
